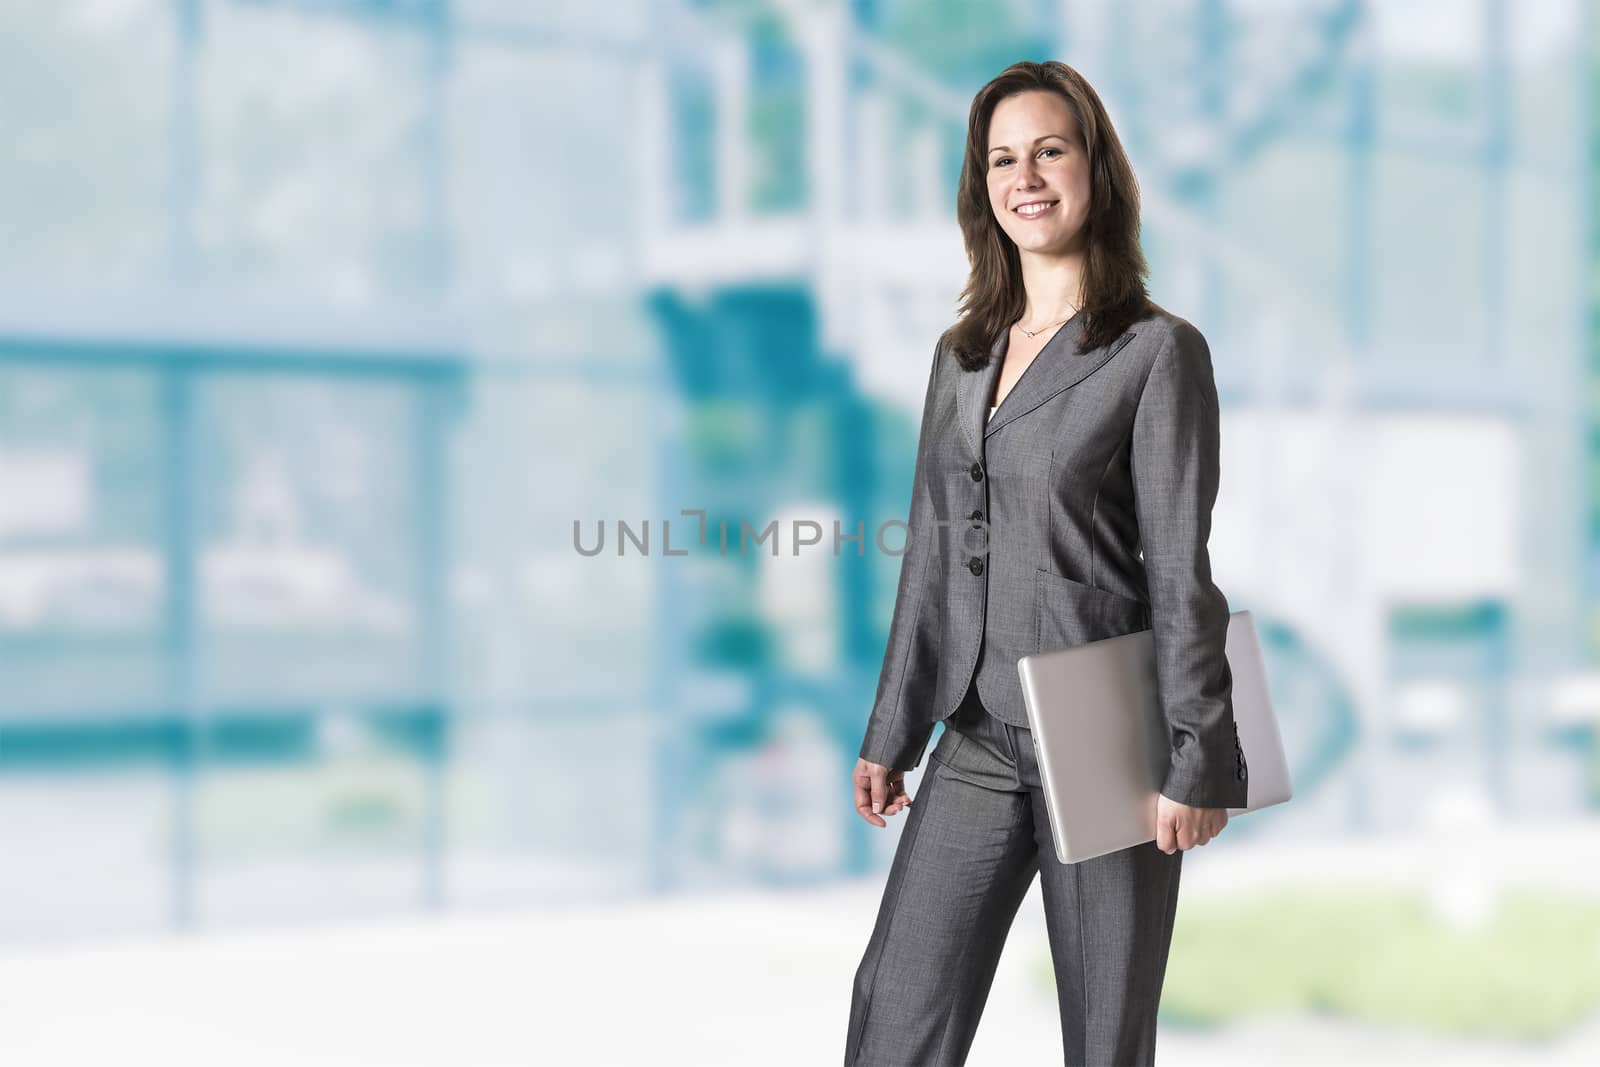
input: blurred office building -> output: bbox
[0,0,1594,947]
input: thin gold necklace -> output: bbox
[1017,309,1077,338]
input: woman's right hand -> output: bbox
[853,758,913,828]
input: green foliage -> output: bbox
[1137,885,1600,1039]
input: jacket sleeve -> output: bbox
[858,341,945,771]
[1129,320,1248,809]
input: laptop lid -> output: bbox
[1016,609,1292,864]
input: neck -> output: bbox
[1016,247,1086,326]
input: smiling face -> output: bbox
[985,89,1092,256]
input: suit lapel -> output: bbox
[981,321,1136,440]
[957,335,1007,457]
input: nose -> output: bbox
[1015,155,1042,187]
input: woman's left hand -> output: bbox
[1154,794,1229,853]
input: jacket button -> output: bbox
[969,509,984,522]
[1236,768,1246,781]
[969,462,984,481]
[967,557,985,576]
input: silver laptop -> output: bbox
[1016,609,1291,864]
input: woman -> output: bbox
[844,61,1246,1067]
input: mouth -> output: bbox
[1013,199,1060,219]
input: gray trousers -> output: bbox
[846,683,1183,1066]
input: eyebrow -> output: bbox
[988,134,1068,156]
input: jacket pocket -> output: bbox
[1034,568,1151,654]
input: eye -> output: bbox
[991,147,1063,168]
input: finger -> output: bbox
[1177,823,1196,851]
[870,770,888,815]
[852,764,886,827]
[880,783,901,815]
[855,798,886,827]
[1155,815,1176,854]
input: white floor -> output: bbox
[2,863,1599,1067]
[5,811,1600,1065]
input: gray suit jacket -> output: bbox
[859,303,1248,809]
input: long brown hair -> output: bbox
[944,61,1151,371]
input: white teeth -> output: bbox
[1017,201,1057,217]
